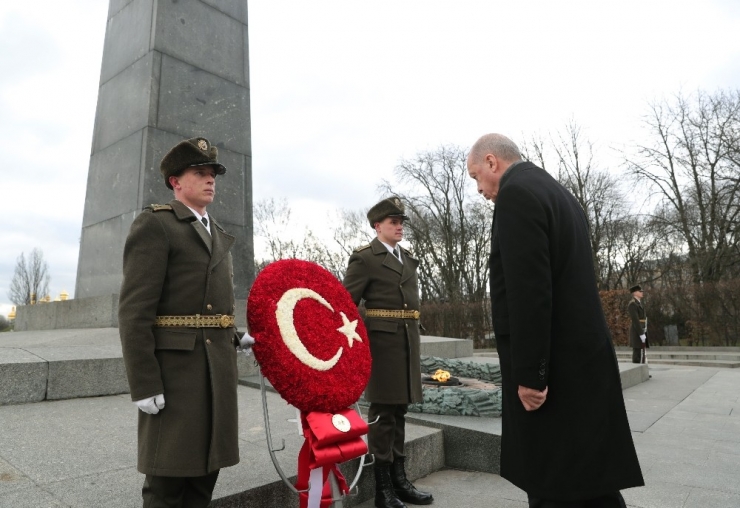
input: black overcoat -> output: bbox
[343,238,423,405]
[490,162,644,500]
[119,199,240,477]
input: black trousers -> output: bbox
[368,403,407,465]
[632,348,642,363]
[528,491,627,508]
[142,470,219,508]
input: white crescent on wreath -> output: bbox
[275,287,363,371]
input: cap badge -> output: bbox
[197,139,208,151]
[394,198,401,206]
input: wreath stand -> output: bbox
[260,370,377,507]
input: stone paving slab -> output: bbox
[3,353,739,507]
[357,366,740,508]
[0,385,442,508]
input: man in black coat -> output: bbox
[466,133,644,507]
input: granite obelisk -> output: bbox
[75,0,254,300]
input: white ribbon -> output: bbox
[307,466,324,508]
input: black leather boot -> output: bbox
[390,457,433,505]
[375,464,406,508]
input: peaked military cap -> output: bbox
[367,196,409,227]
[160,137,226,189]
[629,284,643,293]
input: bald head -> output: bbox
[466,133,523,203]
[468,133,522,165]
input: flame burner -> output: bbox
[413,374,502,417]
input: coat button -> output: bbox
[206,304,213,311]
[404,304,408,308]
[206,339,212,345]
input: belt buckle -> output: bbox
[219,314,231,328]
[412,310,420,319]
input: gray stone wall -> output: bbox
[76,0,254,300]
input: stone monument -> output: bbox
[75,0,254,301]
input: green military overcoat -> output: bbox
[342,237,423,405]
[628,297,648,349]
[119,199,240,477]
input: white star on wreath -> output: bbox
[337,312,363,348]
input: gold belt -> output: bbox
[639,319,646,323]
[154,314,235,328]
[365,309,420,320]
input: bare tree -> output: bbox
[326,208,375,279]
[379,145,492,302]
[8,248,50,305]
[625,89,740,284]
[252,198,369,280]
[522,121,629,289]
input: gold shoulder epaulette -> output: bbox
[149,204,173,212]
[354,243,371,252]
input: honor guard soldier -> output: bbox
[628,285,648,364]
[119,137,253,508]
[343,197,434,508]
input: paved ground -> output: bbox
[1,363,738,507]
[355,365,740,508]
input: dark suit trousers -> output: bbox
[528,491,627,508]
[142,471,219,508]
[368,403,407,464]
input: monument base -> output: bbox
[13,295,249,331]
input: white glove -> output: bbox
[239,332,255,349]
[640,334,646,343]
[135,394,165,414]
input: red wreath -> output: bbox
[247,259,371,413]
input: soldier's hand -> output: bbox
[518,385,548,411]
[135,394,165,414]
[640,334,646,343]
[239,331,255,348]
[238,331,256,356]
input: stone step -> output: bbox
[615,351,740,361]
[621,357,740,368]
[617,346,740,352]
[477,350,740,368]
[0,329,471,406]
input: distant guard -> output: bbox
[628,285,648,363]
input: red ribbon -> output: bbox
[296,409,369,508]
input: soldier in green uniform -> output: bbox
[627,285,648,363]
[343,197,434,508]
[119,137,252,508]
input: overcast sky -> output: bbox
[1,0,739,317]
